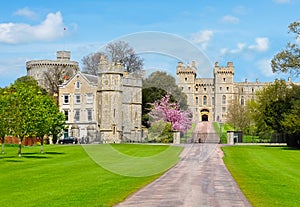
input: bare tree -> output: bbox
[81,52,106,75]
[81,41,143,74]
[43,66,75,102]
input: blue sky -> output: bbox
[1,0,300,87]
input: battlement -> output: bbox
[56,51,71,61]
[214,61,234,75]
[98,55,123,74]
[176,61,197,75]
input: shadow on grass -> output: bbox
[23,155,48,159]
[45,151,65,155]
[5,159,24,162]
[263,145,300,151]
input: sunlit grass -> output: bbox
[223,145,300,207]
[0,144,182,207]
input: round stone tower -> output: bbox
[26,51,79,89]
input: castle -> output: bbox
[26,51,142,143]
[177,61,271,123]
[27,50,284,142]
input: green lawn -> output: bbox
[0,144,182,207]
[222,145,300,207]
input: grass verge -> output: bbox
[0,144,182,207]
[222,145,300,207]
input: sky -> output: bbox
[1,0,300,87]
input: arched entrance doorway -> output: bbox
[200,109,209,121]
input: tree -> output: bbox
[271,21,300,77]
[149,94,192,133]
[280,84,300,134]
[142,87,168,127]
[0,87,10,154]
[251,80,293,134]
[226,98,250,133]
[9,77,41,156]
[33,94,65,153]
[81,52,105,75]
[6,76,65,156]
[43,65,75,103]
[82,41,143,74]
[143,71,188,109]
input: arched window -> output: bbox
[241,96,245,106]
[196,97,198,104]
[75,81,81,89]
[203,96,207,105]
[222,95,226,105]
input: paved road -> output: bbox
[115,122,252,207]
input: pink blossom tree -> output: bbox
[149,94,192,132]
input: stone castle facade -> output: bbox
[26,51,142,143]
[27,50,289,141]
[177,61,271,123]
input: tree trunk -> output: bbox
[18,138,22,157]
[1,138,4,154]
[40,137,44,154]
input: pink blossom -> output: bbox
[149,94,192,132]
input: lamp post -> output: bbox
[219,122,223,144]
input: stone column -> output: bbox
[173,131,181,144]
[227,131,234,145]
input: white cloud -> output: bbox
[256,59,274,77]
[248,37,269,51]
[13,7,37,19]
[231,43,246,54]
[220,37,269,55]
[0,12,66,44]
[191,30,214,49]
[221,15,240,24]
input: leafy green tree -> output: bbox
[142,87,168,127]
[271,21,300,77]
[251,80,293,134]
[33,94,65,153]
[9,77,40,156]
[280,84,300,134]
[143,71,188,109]
[7,76,65,156]
[0,87,10,154]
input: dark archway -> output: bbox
[202,114,208,121]
[200,109,209,122]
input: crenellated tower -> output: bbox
[214,62,234,122]
[177,61,196,115]
[97,55,123,143]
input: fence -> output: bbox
[184,132,220,144]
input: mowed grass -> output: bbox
[0,144,182,207]
[222,145,300,207]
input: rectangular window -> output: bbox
[220,87,222,91]
[63,95,69,104]
[86,93,93,104]
[222,107,226,112]
[204,87,206,92]
[196,97,198,104]
[212,97,215,105]
[87,109,92,121]
[74,110,80,122]
[64,110,69,121]
[74,94,81,104]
